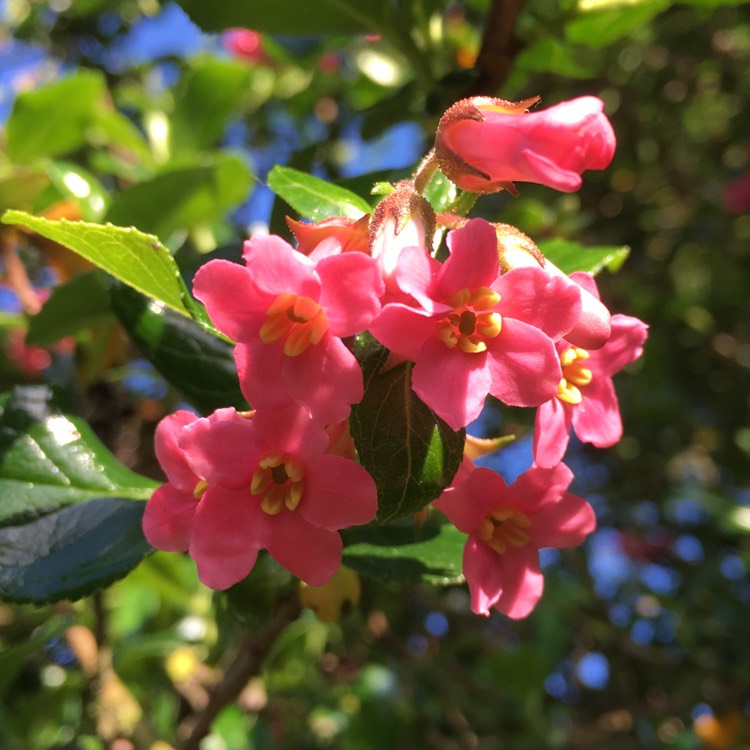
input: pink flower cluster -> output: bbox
[143,94,647,619]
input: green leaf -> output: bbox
[171,59,254,154]
[342,521,465,585]
[43,161,110,221]
[6,70,106,163]
[268,165,372,222]
[515,38,597,79]
[110,281,248,415]
[0,168,49,212]
[25,270,113,347]
[105,153,253,239]
[177,0,387,35]
[350,361,465,523]
[423,170,458,213]
[0,385,157,529]
[566,0,670,48]
[89,108,154,164]
[539,237,630,275]
[1,210,192,317]
[0,497,153,604]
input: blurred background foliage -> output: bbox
[0,0,749,748]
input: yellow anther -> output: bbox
[566,363,593,387]
[259,453,284,469]
[469,287,500,310]
[250,467,272,495]
[193,480,209,500]
[285,482,304,511]
[556,379,583,405]
[437,322,458,348]
[284,324,314,356]
[458,336,488,354]
[284,457,305,482]
[260,486,285,515]
[266,292,296,316]
[449,288,471,307]
[476,312,502,338]
[480,507,532,555]
[259,313,294,343]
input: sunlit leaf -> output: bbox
[539,237,630,275]
[0,385,157,529]
[2,210,192,317]
[268,165,372,222]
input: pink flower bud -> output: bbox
[435,95,616,194]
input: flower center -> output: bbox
[259,292,329,357]
[476,507,531,555]
[435,286,502,354]
[250,452,305,516]
[556,346,593,405]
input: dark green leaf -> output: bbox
[268,165,372,222]
[343,520,465,585]
[350,362,464,523]
[515,38,597,79]
[44,161,110,221]
[2,210,192,317]
[177,0,387,35]
[0,497,153,604]
[565,0,670,48]
[110,281,248,414]
[6,71,106,163]
[105,153,253,239]
[26,271,112,347]
[0,385,157,528]
[539,237,630,275]
[171,59,253,154]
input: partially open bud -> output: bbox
[286,214,370,257]
[435,95,616,194]
[493,223,611,350]
[369,180,436,299]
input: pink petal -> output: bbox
[189,486,269,589]
[463,534,506,616]
[179,414,262,488]
[532,398,573,469]
[142,484,197,551]
[154,410,200,489]
[317,252,384,336]
[569,271,600,300]
[486,318,561,407]
[301,456,378,530]
[265,513,343,585]
[530,491,596,550]
[234,340,296,412]
[435,219,499,299]
[504,463,574,514]
[411,338,492,430]
[434,466,507,533]
[393,245,442,311]
[573,377,622,447]
[369,304,437,361]
[588,314,648,377]
[494,266,581,340]
[193,259,269,343]
[284,336,363,424]
[518,149,583,192]
[252,403,328,462]
[492,545,545,619]
[242,234,321,298]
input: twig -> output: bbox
[470,0,527,96]
[177,593,302,750]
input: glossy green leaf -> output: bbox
[171,59,253,154]
[110,282,248,414]
[423,170,458,213]
[44,161,110,221]
[0,497,153,604]
[6,70,106,163]
[343,521,465,585]
[0,385,157,529]
[268,165,372,222]
[25,270,112,347]
[177,0,387,35]
[350,361,465,523]
[105,153,253,239]
[1,210,192,317]
[566,0,670,48]
[539,237,630,276]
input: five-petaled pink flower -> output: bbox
[435,95,616,194]
[369,218,582,430]
[533,273,648,468]
[434,463,596,618]
[193,234,384,425]
[144,403,378,589]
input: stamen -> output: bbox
[557,346,592,403]
[254,453,306,517]
[193,480,209,500]
[480,507,531,555]
[437,287,502,353]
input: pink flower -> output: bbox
[144,404,378,589]
[533,273,648,468]
[369,218,582,430]
[435,95,616,194]
[223,28,265,63]
[286,215,370,256]
[434,463,596,618]
[193,234,384,424]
